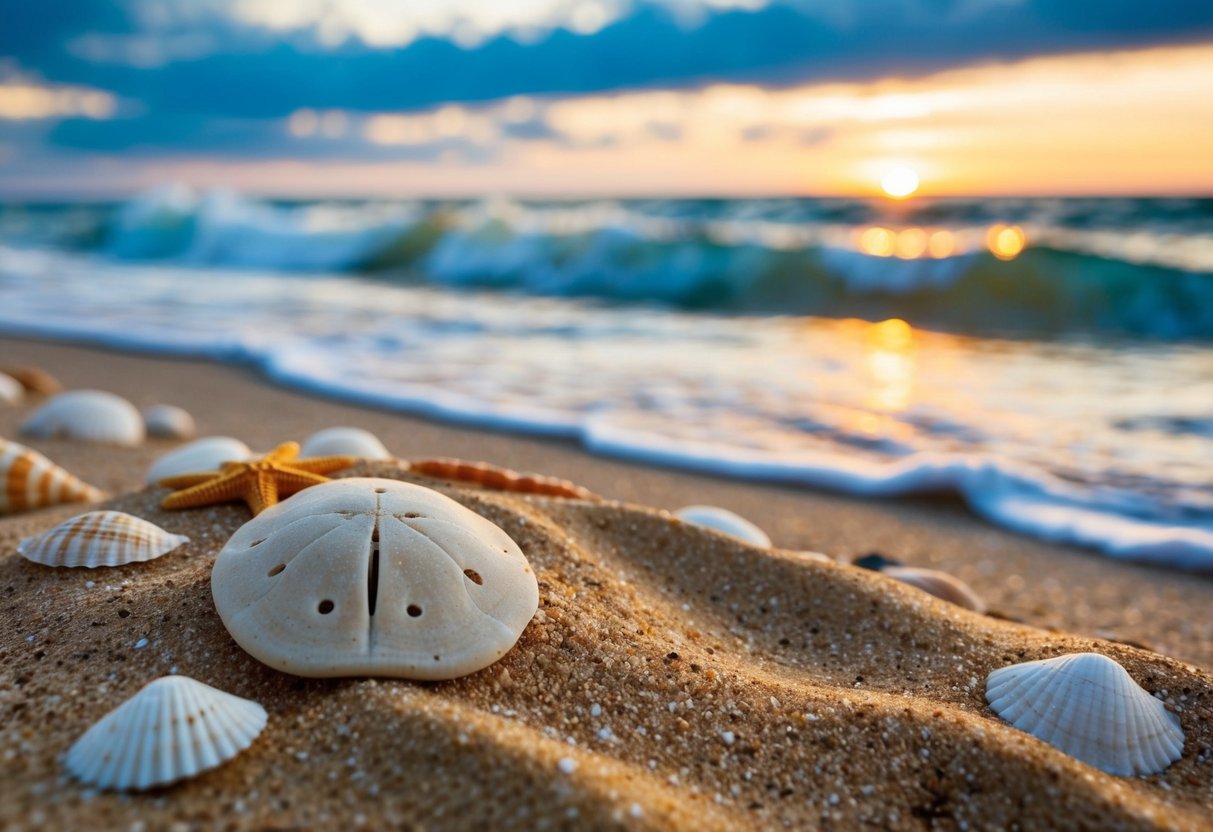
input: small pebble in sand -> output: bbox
[558,757,577,774]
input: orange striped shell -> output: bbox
[1,438,106,515]
[407,458,596,500]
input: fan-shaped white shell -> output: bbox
[300,426,391,460]
[986,652,1184,776]
[674,505,771,548]
[21,390,145,446]
[0,371,22,405]
[19,510,189,568]
[66,675,267,791]
[211,477,539,680]
[143,404,197,440]
[0,439,105,515]
[145,436,251,484]
[883,566,985,612]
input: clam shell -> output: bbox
[22,390,145,446]
[300,427,391,460]
[145,436,251,485]
[211,477,539,680]
[674,505,771,548]
[19,510,189,568]
[143,404,197,440]
[882,566,986,612]
[986,652,1184,776]
[0,438,106,515]
[0,372,22,405]
[66,675,267,791]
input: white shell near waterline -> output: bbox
[0,372,22,404]
[300,426,391,460]
[145,436,251,485]
[21,389,145,446]
[0,439,106,515]
[986,652,1184,776]
[66,675,267,791]
[211,477,539,680]
[791,550,833,564]
[883,566,986,613]
[143,404,197,440]
[674,505,771,548]
[18,510,189,568]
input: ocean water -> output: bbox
[1,188,1211,568]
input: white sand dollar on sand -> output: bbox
[66,675,267,792]
[300,426,391,460]
[985,652,1184,777]
[674,505,771,548]
[21,389,145,446]
[145,436,251,484]
[19,510,189,568]
[211,477,539,680]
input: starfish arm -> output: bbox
[274,469,334,496]
[247,471,279,515]
[264,442,301,464]
[160,471,246,510]
[290,455,358,474]
[157,470,236,489]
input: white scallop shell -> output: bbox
[145,436,251,485]
[674,505,771,548]
[986,652,1184,776]
[66,675,267,791]
[19,510,189,568]
[143,404,197,440]
[300,426,391,460]
[0,439,106,515]
[883,566,986,612]
[211,477,539,680]
[21,390,145,446]
[0,371,22,405]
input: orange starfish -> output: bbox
[158,441,356,515]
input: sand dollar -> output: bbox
[211,477,539,680]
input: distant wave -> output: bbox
[3,187,1211,339]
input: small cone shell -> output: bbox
[19,510,189,568]
[66,675,267,791]
[0,438,105,515]
[1,366,63,395]
[986,652,1185,776]
[674,505,771,548]
[883,566,986,612]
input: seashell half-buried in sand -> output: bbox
[0,372,22,405]
[143,404,197,440]
[0,438,106,515]
[66,675,267,792]
[145,436,251,485]
[986,652,1184,777]
[21,389,145,446]
[211,477,539,680]
[674,505,771,548]
[300,426,391,460]
[1,365,63,396]
[19,510,189,568]
[852,554,985,612]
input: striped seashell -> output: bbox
[18,510,189,568]
[0,438,105,515]
[66,675,267,791]
[986,653,1184,776]
[22,389,145,446]
[142,404,197,440]
[408,457,596,500]
[300,426,391,460]
[0,372,22,405]
[674,505,771,548]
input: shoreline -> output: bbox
[2,335,1212,829]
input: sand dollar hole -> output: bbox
[407,604,422,617]
[463,568,483,585]
[318,600,335,615]
[373,487,387,494]
[267,563,286,577]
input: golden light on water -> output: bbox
[986,224,1027,260]
[858,226,897,257]
[894,227,928,259]
[880,167,920,199]
[865,318,915,412]
[928,229,955,258]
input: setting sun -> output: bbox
[881,167,920,199]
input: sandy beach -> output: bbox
[2,336,1212,830]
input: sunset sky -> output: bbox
[1,0,1211,198]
